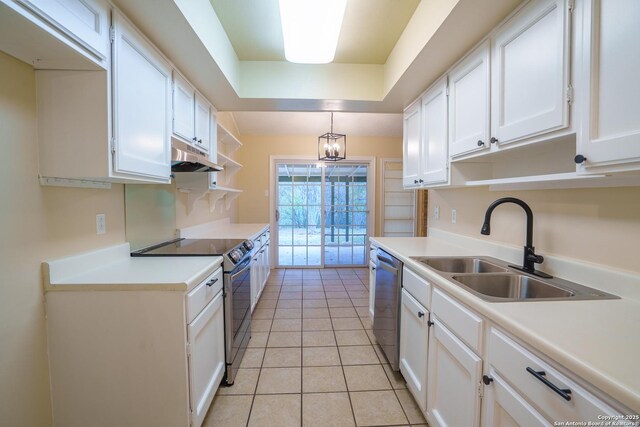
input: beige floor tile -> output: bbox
[303,308,330,318]
[279,291,302,300]
[216,369,259,395]
[268,331,302,347]
[349,390,408,426]
[343,365,392,391]
[274,308,302,319]
[302,393,355,427]
[256,299,278,309]
[350,298,369,307]
[281,285,303,292]
[335,330,370,346]
[332,317,364,331]
[302,318,333,331]
[248,394,301,427]
[256,367,301,394]
[382,364,407,389]
[302,366,347,393]
[342,279,364,285]
[247,332,269,348]
[271,318,302,332]
[302,346,341,366]
[365,329,377,344]
[303,291,326,299]
[303,331,337,347]
[395,389,427,424]
[355,307,370,318]
[302,299,327,308]
[329,307,358,318]
[252,308,275,320]
[251,319,272,332]
[360,317,373,330]
[338,346,380,365]
[277,299,303,309]
[240,348,265,368]
[323,285,346,292]
[263,347,302,368]
[327,298,353,308]
[347,291,368,299]
[321,279,342,285]
[302,285,324,292]
[260,291,280,300]
[203,395,253,427]
[325,291,349,299]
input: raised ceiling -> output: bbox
[209,0,420,64]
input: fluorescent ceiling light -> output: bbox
[279,0,347,64]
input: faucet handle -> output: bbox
[527,253,544,264]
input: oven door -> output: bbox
[223,257,251,385]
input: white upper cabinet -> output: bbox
[195,93,211,153]
[491,0,570,146]
[172,72,196,143]
[19,0,110,63]
[403,101,422,188]
[576,0,640,171]
[112,9,172,181]
[448,40,491,158]
[421,77,449,185]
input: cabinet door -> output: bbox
[173,72,195,142]
[368,260,376,320]
[187,290,225,427]
[263,242,270,285]
[194,93,211,153]
[112,10,171,181]
[448,41,491,157]
[400,289,429,413]
[403,101,422,188]
[483,369,550,427]
[421,77,449,185]
[250,256,260,311]
[427,317,482,427]
[20,0,110,63]
[491,0,570,145]
[577,0,640,169]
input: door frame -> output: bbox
[269,155,376,268]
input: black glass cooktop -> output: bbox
[131,238,246,257]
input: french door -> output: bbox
[274,160,371,268]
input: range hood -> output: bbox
[171,139,223,172]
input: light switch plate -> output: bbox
[96,214,106,235]
[434,206,440,220]
[451,209,457,224]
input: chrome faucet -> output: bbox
[481,197,552,279]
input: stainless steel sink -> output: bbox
[452,274,575,300]
[409,255,619,302]
[412,257,509,274]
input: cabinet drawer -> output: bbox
[402,267,430,309]
[369,245,377,262]
[431,288,483,353]
[186,267,223,324]
[488,328,621,423]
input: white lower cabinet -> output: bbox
[45,265,225,427]
[250,230,271,311]
[368,259,376,320]
[482,368,550,427]
[427,316,483,427]
[250,254,260,311]
[399,288,429,412]
[187,290,225,427]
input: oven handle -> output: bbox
[229,257,251,280]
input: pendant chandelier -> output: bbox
[318,112,346,162]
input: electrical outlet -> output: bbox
[434,206,440,220]
[96,214,106,235]
[451,209,457,224]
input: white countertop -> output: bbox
[43,243,223,292]
[370,232,640,413]
[179,220,269,241]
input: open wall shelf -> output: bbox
[217,123,242,154]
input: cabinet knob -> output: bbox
[477,140,485,147]
[574,154,587,164]
[418,311,425,318]
[419,179,424,183]
[490,137,499,144]
[427,320,434,327]
[414,179,418,184]
[198,139,203,144]
[482,375,493,385]
[192,137,197,141]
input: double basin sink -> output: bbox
[410,256,618,302]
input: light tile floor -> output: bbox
[203,268,428,427]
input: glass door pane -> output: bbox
[276,163,323,267]
[324,164,368,266]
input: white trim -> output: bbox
[379,158,415,237]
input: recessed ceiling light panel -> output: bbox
[279,0,347,64]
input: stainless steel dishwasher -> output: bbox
[373,248,402,371]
